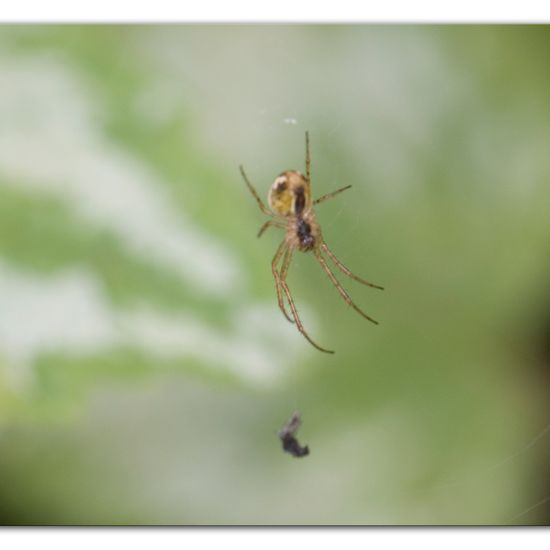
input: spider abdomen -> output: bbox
[269,171,311,217]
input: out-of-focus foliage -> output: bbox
[0,25,550,525]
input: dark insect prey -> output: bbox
[278,411,309,458]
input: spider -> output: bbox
[240,132,383,354]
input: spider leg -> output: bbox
[279,246,292,281]
[313,185,352,206]
[280,279,335,354]
[305,131,311,183]
[240,165,273,217]
[314,248,379,325]
[272,241,294,324]
[257,219,285,238]
[277,246,296,324]
[279,248,335,354]
[320,242,384,290]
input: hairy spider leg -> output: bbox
[276,245,295,324]
[257,219,285,238]
[280,277,335,354]
[305,131,311,184]
[320,242,384,290]
[279,246,292,281]
[271,241,294,324]
[313,185,352,206]
[314,248,379,325]
[279,247,296,324]
[240,165,273,216]
[279,247,335,354]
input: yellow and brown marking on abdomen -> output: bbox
[268,171,312,217]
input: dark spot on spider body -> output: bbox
[276,179,287,191]
[294,186,306,215]
[297,219,315,250]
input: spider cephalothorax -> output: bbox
[240,132,383,353]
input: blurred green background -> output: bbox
[0,25,550,525]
